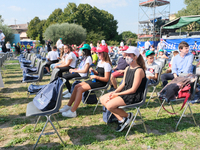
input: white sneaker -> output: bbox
[63,93,71,98]
[62,90,69,95]
[62,110,77,118]
[59,105,71,113]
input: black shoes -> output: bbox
[116,112,133,132]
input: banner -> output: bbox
[163,38,200,52]
[137,41,159,49]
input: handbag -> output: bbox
[162,84,191,114]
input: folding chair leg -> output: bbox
[83,91,91,105]
[52,115,61,129]
[137,108,148,134]
[93,89,105,114]
[170,103,176,114]
[188,104,198,126]
[156,99,166,117]
[146,86,156,107]
[125,108,139,139]
[107,113,112,125]
[48,116,65,147]
[34,116,41,132]
[175,103,189,131]
[33,116,48,149]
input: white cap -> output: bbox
[101,40,106,46]
[124,46,140,57]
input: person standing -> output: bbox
[0,29,5,46]
[120,40,124,47]
[46,39,53,52]
[144,40,151,50]
[56,38,62,51]
[6,41,11,52]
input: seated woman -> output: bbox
[55,45,77,77]
[62,44,93,98]
[60,46,112,118]
[100,47,147,132]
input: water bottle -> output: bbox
[90,71,96,82]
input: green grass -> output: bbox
[0,59,200,149]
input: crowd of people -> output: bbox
[39,37,197,132]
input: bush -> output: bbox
[43,23,86,45]
[107,40,119,46]
[0,23,14,44]
[86,31,105,46]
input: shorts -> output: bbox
[112,71,124,78]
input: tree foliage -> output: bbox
[119,31,137,45]
[175,0,200,31]
[86,31,105,46]
[0,23,14,43]
[27,17,41,40]
[43,23,86,45]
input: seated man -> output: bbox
[108,46,129,92]
[161,41,193,87]
[145,50,159,85]
[45,46,59,75]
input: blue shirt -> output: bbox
[172,53,193,75]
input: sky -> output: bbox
[0,0,186,34]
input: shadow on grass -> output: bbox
[0,86,27,93]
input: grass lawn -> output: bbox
[0,59,200,150]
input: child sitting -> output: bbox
[145,50,159,84]
[157,49,168,59]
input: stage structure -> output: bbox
[138,0,170,41]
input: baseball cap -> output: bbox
[124,46,140,57]
[91,47,97,52]
[145,50,155,57]
[159,49,164,52]
[121,45,129,51]
[97,45,108,53]
[101,40,106,46]
[60,38,62,40]
[80,44,91,50]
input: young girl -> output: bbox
[55,45,77,77]
[100,46,147,132]
[62,44,93,98]
[60,46,112,118]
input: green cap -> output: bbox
[159,49,164,52]
[145,50,155,57]
[60,38,62,40]
[80,44,91,50]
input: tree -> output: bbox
[26,17,41,40]
[175,0,200,31]
[60,3,118,41]
[44,8,63,30]
[0,23,14,43]
[0,15,4,23]
[43,23,86,45]
[120,31,137,45]
[86,31,105,46]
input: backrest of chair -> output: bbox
[157,58,166,67]
[27,54,31,60]
[50,68,60,82]
[154,60,163,69]
[191,76,198,99]
[30,56,36,66]
[192,65,196,74]
[36,59,41,70]
[140,78,149,106]
[105,71,112,88]
[37,62,46,81]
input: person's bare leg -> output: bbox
[45,66,50,73]
[71,83,91,112]
[112,77,117,89]
[104,96,128,121]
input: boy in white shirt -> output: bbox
[45,46,59,75]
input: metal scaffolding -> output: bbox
[138,0,170,41]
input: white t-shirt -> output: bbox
[158,42,165,50]
[97,60,112,72]
[120,42,124,47]
[47,51,59,61]
[0,33,5,42]
[65,52,77,68]
[145,41,151,49]
[6,43,11,49]
[78,56,93,77]
[56,39,62,48]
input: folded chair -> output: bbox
[108,78,149,139]
[156,76,198,130]
[84,72,112,113]
[26,78,66,149]
[23,59,42,75]
[146,67,163,107]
